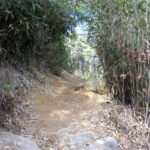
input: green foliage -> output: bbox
[2,83,12,92]
[66,33,102,79]
[0,0,76,74]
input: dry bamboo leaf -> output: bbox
[136,57,142,62]
[120,74,126,80]
[146,129,150,135]
[127,72,134,78]
[141,53,146,61]
[123,48,133,56]
[147,53,150,59]
[145,49,150,54]
[142,88,146,94]
[120,43,124,47]
[132,54,137,59]
[123,49,128,54]
[137,74,142,81]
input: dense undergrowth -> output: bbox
[0,65,33,132]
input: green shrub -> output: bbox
[0,0,75,74]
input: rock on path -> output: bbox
[0,132,40,150]
[0,131,120,150]
[58,131,120,150]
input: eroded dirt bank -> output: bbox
[24,72,145,150]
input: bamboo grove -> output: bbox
[86,0,150,111]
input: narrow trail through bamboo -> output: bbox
[26,72,108,133]
[24,72,142,149]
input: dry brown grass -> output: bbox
[0,65,34,133]
[103,98,149,149]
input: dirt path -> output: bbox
[24,72,144,150]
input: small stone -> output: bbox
[94,137,120,150]
[91,111,99,117]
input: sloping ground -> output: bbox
[24,71,147,150]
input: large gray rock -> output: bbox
[58,131,120,150]
[0,132,40,150]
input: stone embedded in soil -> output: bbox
[93,137,120,150]
[0,132,40,150]
[58,131,120,150]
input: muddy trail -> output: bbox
[24,71,144,150]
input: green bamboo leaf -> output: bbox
[35,4,43,10]
[26,22,30,30]
[33,4,36,13]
